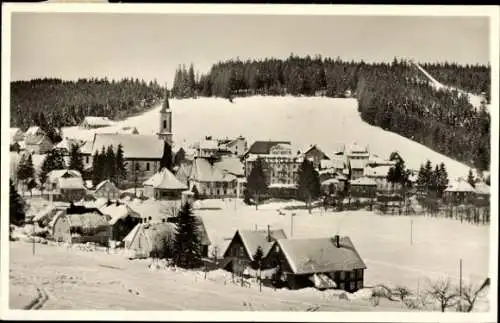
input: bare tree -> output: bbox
[394,285,412,302]
[458,279,490,312]
[425,278,459,312]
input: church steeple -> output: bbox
[158,85,173,145]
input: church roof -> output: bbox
[81,133,164,159]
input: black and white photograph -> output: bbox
[1,4,498,322]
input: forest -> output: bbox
[10,78,164,143]
[171,56,491,172]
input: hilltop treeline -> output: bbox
[10,78,164,142]
[171,56,490,172]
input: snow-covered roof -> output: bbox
[228,229,288,260]
[47,169,82,183]
[321,178,339,186]
[269,183,298,189]
[350,177,377,186]
[143,168,188,190]
[81,133,164,159]
[10,128,23,142]
[364,165,391,178]
[191,158,237,183]
[58,177,86,190]
[198,140,219,150]
[346,142,368,155]
[215,156,245,177]
[25,126,43,137]
[94,179,119,192]
[474,182,490,195]
[67,212,110,229]
[54,138,79,151]
[367,154,395,166]
[100,204,141,225]
[246,141,291,155]
[82,116,114,127]
[276,236,367,275]
[445,180,476,193]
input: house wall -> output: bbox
[52,217,71,243]
[350,185,377,198]
[26,137,53,155]
[245,157,300,186]
[143,185,155,199]
[223,233,252,271]
[94,182,120,200]
[60,188,87,202]
[192,181,237,198]
[154,188,184,200]
[350,169,364,180]
[226,138,247,156]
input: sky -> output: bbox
[10,13,490,85]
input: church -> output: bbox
[81,89,174,188]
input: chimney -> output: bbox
[267,225,272,242]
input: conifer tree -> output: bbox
[40,149,66,186]
[68,143,84,174]
[436,162,449,197]
[115,144,127,187]
[100,146,107,179]
[297,158,321,214]
[17,153,35,193]
[250,246,264,270]
[10,179,26,226]
[173,202,202,269]
[91,150,101,187]
[160,141,173,172]
[467,169,476,188]
[247,157,268,210]
[106,145,116,182]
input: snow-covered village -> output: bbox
[3,6,497,319]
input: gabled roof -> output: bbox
[321,155,347,170]
[47,169,82,183]
[143,168,188,190]
[81,133,164,159]
[321,178,340,186]
[474,182,490,195]
[346,142,369,155]
[100,203,141,225]
[275,236,367,275]
[54,138,80,151]
[304,145,330,160]
[123,222,177,251]
[94,179,119,192]
[350,177,377,186]
[226,229,288,260]
[58,177,86,190]
[25,134,52,146]
[246,141,291,155]
[445,179,476,193]
[25,126,44,137]
[191,157,237,182]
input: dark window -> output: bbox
[163,120,167,129]
[146,162,150,171]
[86,156,89,164]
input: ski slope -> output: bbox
[411,62,488,112]
[62,96,472,180]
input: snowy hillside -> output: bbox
[411,61,488,112]
[62,96,472,181]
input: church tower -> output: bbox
[157,86,173,145]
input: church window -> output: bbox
[163,120,167,129]
[86,156,89,164]
[146,162,150,171]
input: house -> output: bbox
[189,157,238,198]
[320,154,347,172]
[218,136,247,157]
[364,164,400,192]
[166,215,212,257]
[101,202,142,241]
[265,235,367,292]
[303,145,330,170]
[80,133,165,186]
[123,221,177,259]
[115,126,139,135]
[349,177,377,198]
[143,168,188,200]
[80,116,114,129]
[349,159,366,181]
[474,182,490,206]
[54,137,81,156]
[175,161,194,187]
[345,142,370,167]
[24,127,53,154]
[443,179,476,204]
[193,137,221,158]
[321,178,346,195]
[10,128,25,143]
[45,170,87,202]
[93,180,121,200]
[244,141,303,187]
[222,228,288,272]
[52,211,111,246]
